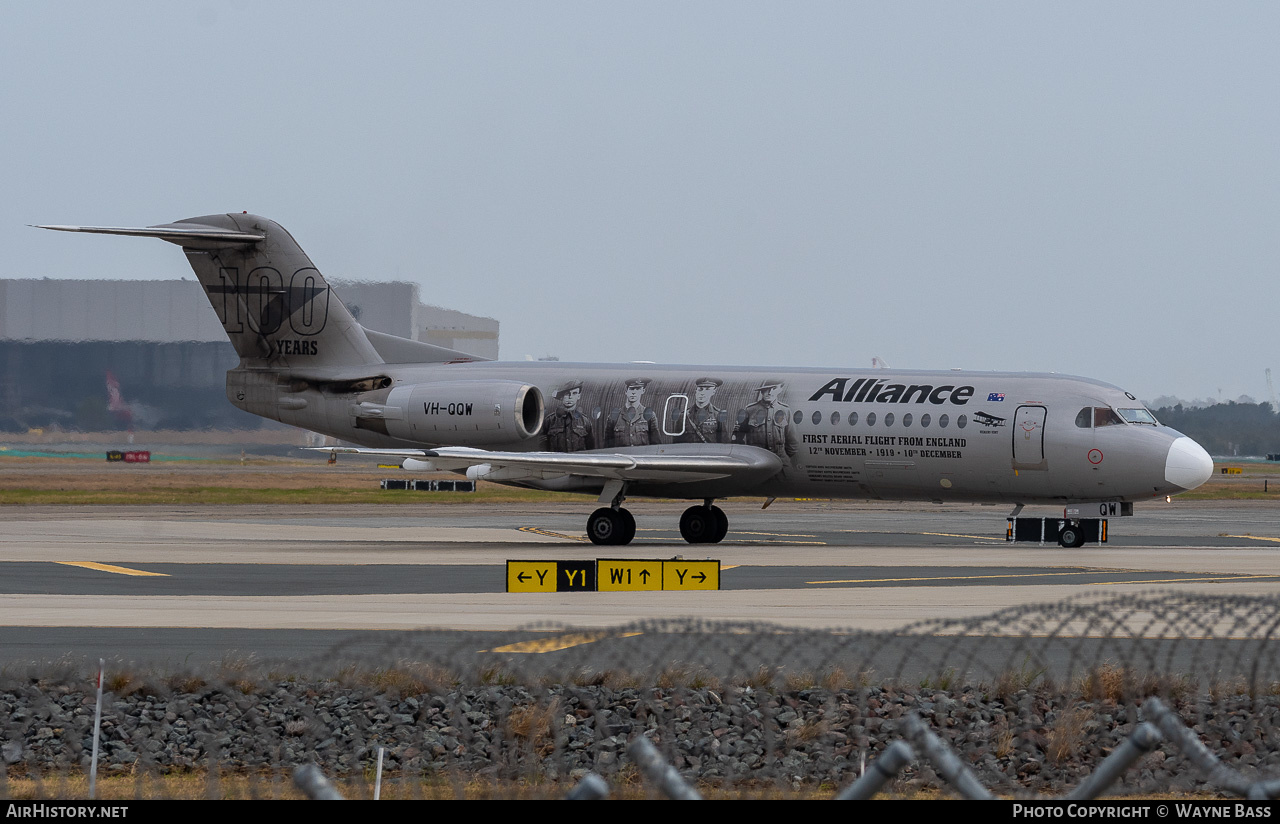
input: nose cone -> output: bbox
[1165,436,1213,491]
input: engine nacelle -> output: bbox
[379,380,544,446]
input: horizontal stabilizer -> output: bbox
[33,223,264,246]
[362,327,491,364]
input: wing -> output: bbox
[310,443,782,485]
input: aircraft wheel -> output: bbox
[708,505,729,544]
[589,507,630,545]
[617,508,636,545]
[679,505,716,544]
[1058,525,1085,548]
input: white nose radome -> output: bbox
[1165,437,1213,490]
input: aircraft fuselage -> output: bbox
[231,361,1198,505]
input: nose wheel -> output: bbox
[679,504,729,544]
[1058,524,1086,548]
[588,507,636,545]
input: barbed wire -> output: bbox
[3,591,1280,799]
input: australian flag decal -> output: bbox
[988,392,1005,402]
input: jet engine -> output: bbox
[354,380,544,446]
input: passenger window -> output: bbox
[1075,408,1092,428]
[920,413,931,428]
[1094,407,1124,427]
[866,412,877,426]
[794,410,803,424]
[812,410,822,425]
[939,414,949,429]
[831,411,841,425]
[903,413,913,427]
[884,413,894,427]
[957,415,967,429]
[849,411,858,426]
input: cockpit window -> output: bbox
[1117,407,1158,425]
[1093,407,1125,427]
[1075,408,1092,428]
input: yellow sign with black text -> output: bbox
[506,561,558,592]
[662,560,720,590]
[507,559,718,592]
[505,560,595,592]
[598,559,664,591]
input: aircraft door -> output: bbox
[1012,405,1048,470]
[663,394,688,437]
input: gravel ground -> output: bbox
[3,675,1275,798]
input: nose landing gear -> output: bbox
[1007,515,1106,547]
[1057,524,1086,548]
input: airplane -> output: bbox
[36,213,1215,547]
[972,411,1007,428]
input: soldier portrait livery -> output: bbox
[605,377,662,447]
[674,377,730,444]
[732,378,797,465]
[543,379,595,452]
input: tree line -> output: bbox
[1153,401,1280,458]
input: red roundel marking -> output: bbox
[1088,449,1104,464]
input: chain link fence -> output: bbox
[4,591,1280,799]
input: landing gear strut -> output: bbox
[679,501,728,544]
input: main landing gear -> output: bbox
[585,489,728,546]
[679,502,728,544]
[587,481,637,546]
[587,506,636,546]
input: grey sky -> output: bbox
[4,2,1278,404]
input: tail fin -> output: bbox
[37,214,382,369]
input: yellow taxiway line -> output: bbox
[808,570,1111,586]
[1094,574,1280,586]
[55,561,168,577]
[484,631,643,654]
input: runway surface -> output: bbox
[2,500,1278,667]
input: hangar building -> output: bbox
[0,279,498,431]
